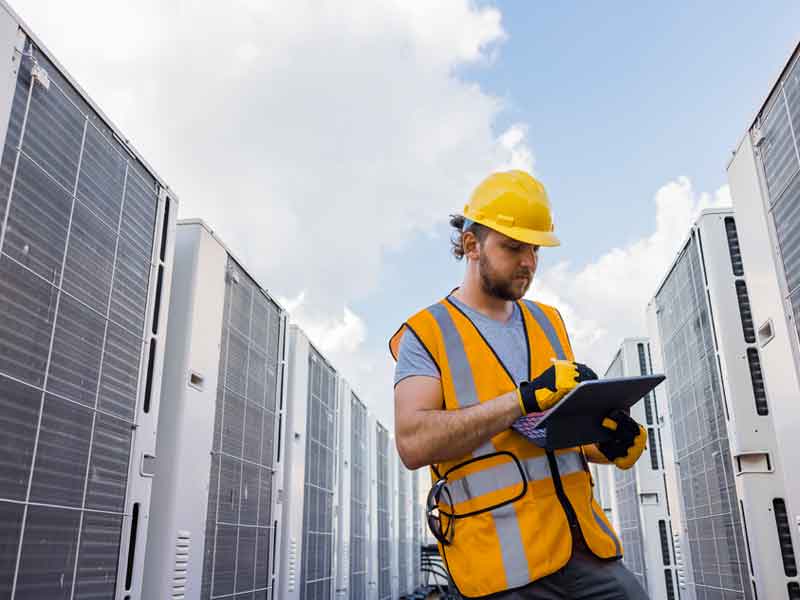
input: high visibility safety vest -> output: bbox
[390,295,622,599]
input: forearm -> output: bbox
[399,390,522,469]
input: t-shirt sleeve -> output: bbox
[393,328,441,386]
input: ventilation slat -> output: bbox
[774,498,798,576]
[725,217,745,276]
[746,349,769,415]
[658,520,671,566]
[735,280,756,343]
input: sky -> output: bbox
[15,1,800,430]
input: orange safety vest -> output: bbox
[390,295,622,598]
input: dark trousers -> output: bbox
[490,538,649,600]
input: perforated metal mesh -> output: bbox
[616,466,647,591]
[200,259,282,599]
[397,463,410,594]
[376,423,391,600]
[755,54,800,344]
[412,472,421,590]
[349,394,368,600]
[655,232,752,600]
[0,42,165,599]
[299,348,336,600]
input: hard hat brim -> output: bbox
[476,219,561,247]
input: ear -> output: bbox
[462,231,481,260]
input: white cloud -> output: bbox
[15,0,531,428]
[527,177,732,373]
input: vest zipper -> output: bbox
[546,450,580,530]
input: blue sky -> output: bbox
[18,1,800,428]
[357,1,800,388]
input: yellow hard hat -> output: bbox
[463,170,560,247]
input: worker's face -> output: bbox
[476,230,539,301]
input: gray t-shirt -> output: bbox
[394,296,530,386]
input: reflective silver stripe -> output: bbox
[490,503,531,587]
[428,303,481,409]
[446,451,584,505]
[428,302,531,586]
[592,503,622,556]
[522,300,566,360]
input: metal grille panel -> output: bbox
[376,423,391,600]
[299,348,336,600]
[398,464,410,594]
[0,42,164,599]
[350,394,368,600]
[617,466,647,591]
[756,54,800,348]
[412,472,422,590]
[655,232,752,600]
[201,259,282,599]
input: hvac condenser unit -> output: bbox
[396,456,413,597]
[142,221,287,600]
[0,4,176,599]
[369,417,395,600]
[727,41,800,593]
[601,339,678,600]
[279,325,339,600]
[647,209,798,600]
[411,468,423,591]
[334,388,369,600]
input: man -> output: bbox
[390,170,648,599]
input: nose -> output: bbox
[520,246,538,270]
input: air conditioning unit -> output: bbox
[334,382,370,600]
[279,325,340,600]
[142,221,287,600]
[0,8,176,599]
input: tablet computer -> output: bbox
[511,374,666,450]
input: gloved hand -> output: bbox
[597,409,647,469]
[517,360,598,415]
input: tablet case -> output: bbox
[511,374,666,450]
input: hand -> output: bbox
[597,409,647,469]
[517,360,598,415]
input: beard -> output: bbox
[478,252,533,301]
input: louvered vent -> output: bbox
[746,349,769,416]
[725,217,745,276]
[774,499,798,577]
[735,280,756,343]
[789,582,800,600]
[648,428,659,470]
[637,343,649,375]
[664,569,676,600]
[644,396,654,426]
[172,531,191,599]
[658,520,670,566]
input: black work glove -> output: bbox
[517,360,598,415]
[597,409,647,469]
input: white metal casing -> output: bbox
[644,316,695,600]
[366,414,380,600]
[729,110,800,558]
[334,378,352,600]
[396,451,414,597]
[280,325,339,600]
[143,221,288,600]
[647,209,796,599]
[602,339,679,600]
[389,436,399,600]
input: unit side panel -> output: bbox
[199,257,284,600]
[653,234,753,600]
[0,38,173,600]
